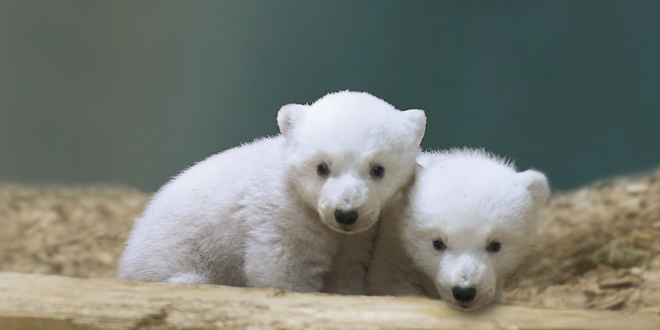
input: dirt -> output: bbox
[504,168,660,313]
[1,169,659,313]
[0,184,149,279]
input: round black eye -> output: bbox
[433,239,446,251]
[317,163,329,177]
[371,165,385,178]
[487,240,501,253]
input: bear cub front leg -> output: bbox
[244,221,339,292]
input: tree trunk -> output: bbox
[0,273,657,330]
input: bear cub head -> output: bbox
[405,149,549,310]
[277,91,426,234]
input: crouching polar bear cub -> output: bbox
[367,148,549,310]
[118,91,426,294]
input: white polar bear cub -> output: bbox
[367,148,549,310]
[118,91,426,294]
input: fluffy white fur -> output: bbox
[117,91,426,294]
[367,148,549,310]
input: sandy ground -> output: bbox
[1,169,659,313]
[504,168,660,313]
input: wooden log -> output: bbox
[0,273,657,330]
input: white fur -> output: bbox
[117,91,426,294]
[367,148,549,310]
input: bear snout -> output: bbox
[452,286,477,303]
[334,209,358,225]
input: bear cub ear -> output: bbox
[401,109,427,146]
[519,170,550,206]
[277,103,306,137]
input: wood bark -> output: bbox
[0,273,657,330]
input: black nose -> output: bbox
[334,209,358,225]
[452,286,476,302]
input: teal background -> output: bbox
[1,1,659,192]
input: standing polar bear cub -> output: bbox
[118,91,426,294]
[367,149,549,310]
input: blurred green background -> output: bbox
[1,0,659,192]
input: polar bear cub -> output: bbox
[367,148,549,310]
[118,91,426,294]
